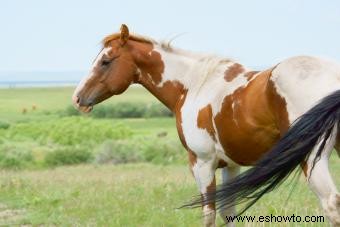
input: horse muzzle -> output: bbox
[72,95,94,113]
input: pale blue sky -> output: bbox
[1,0,340,73]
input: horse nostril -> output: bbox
[72,95,80,105]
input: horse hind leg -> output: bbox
[219,166,240,227]
[304,127,340,226]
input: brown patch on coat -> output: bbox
[266,80,290,135]
[197,104,216,141]
[217,159,228,168]
[204,176,216,210]
[224,63,245,82]
[245,71,260,81]
[174,92,187,150]
[131,41,164,85]
[187,150,197,171]
[141,79,185,111]
[129,40,186,111]
[301,161,308,177]
[214,68,289,165]
[174,92,197,169]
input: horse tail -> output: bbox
[187,89,340,214]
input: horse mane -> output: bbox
[102,33,157,47]
[103,32,233,63]
[102,32,236,84]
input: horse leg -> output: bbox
[219,166,240,227]
[303,130,340,226]
[188,151,217,227]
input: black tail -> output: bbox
[186,89,340,214]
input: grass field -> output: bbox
[0,85,161,123]
[0,85,178,142]
[0,86,339,226]
[0,160,338,227]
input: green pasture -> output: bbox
[0,85,159,122]
[0,86,179,170]
[0,85,177,140]
[0,86,339,226]
[0,159,338,226]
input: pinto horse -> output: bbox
[73,24,340,226]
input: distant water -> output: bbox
[0,81,79,88]
[0,71,86,88]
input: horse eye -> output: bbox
[101,60,111,66]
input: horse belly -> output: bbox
[215,120,280,166]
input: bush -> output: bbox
[90,105,107,118]
[63,102,173,119]
[94,140,142,164]
[0,121,10,130]
[0,143,34,169]
[4,117,133,145]
[45,147,92,166]
[62,105,80,116]
[92,103,146,118]
[140,138,185,164]
[110,102,146,118]
[143,103,173,118]
[94,137,186,165]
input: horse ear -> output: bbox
[120,24,129,46]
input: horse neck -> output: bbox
[135,45,200,111]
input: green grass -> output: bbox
[119,117,176,137]
[0,158,338,226]
[0,86,179,170]
[0,85,160,122]
[0,85,177,137]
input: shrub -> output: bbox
[140,138,186,164]
[94,140,142,164]
[94,137,186,165]
[4,117,133,145]
[92,103,146,118]
[143,103,173,118]
[90,105,107,118]
[63,102,173,119]
[45,147,92,166]
[0,121,10,130]
[0,143,34,169]
[63,105,80,116]
[111,102,146,118]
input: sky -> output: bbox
[1,0,340,77]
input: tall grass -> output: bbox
[0,116,184,168]
[94,138,186,165]
[0,163,337,226]
[1,117,132,145]
[61,102,173,119]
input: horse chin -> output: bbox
[78,105,93,113]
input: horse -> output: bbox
[73,24,340,226]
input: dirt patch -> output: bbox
[0,203,27,226]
